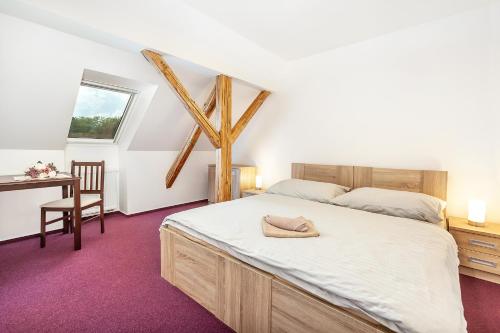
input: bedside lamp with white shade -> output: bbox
[468,199,486,227]
[255,175,263,190]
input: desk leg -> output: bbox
[73,179,81,250]
[62,186,69,234]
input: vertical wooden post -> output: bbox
[215,75,232,202]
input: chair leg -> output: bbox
[63,212,69,234]
[40,209,46,248]
[100,202,105,234]
[69,212,74,234]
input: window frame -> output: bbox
[67,81,137,144]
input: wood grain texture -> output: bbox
[208,165,216,203]
[160,228,174,282]
[449,216,500,282]
[217,257,242,331]
[0,173,76,192]
[291,163,354,188]
[215,75,232,202]
[173,234,219,313]
[162,226,273,332]
[231,90,270,142]
[459,266,500,285]
[450,230,500,256]
[422,170,448,202]
[448,217,500,238]
[353,167,447,200]
[238,166,257,195]
[142,49,220,148]
[161,226,393,333]
[241,265,272,333]
[291,163,447,200]
[165,85,217,188]
[458,248,500,275]
[271,280,388,333]
[208,165,256,203]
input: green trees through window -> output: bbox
[68,83,133,140]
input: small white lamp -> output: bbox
[468,199,486,227]
[255,175,263,190]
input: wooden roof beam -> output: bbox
[215,75,232,202]
[142,49,221,148]
[165,85,216,188]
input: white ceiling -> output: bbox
[185,0,495,60]
[0,0,283,90]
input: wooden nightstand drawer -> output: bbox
[458,249,500,275]
[450,230,500,256]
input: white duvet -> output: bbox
[162,194,466,333]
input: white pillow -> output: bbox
[266,179,350,203]
[330,187,446,223]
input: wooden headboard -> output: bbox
[354,167,447,201]
[292,163,448,200]
[291,163,354,188]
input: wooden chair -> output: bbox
[39,161,105,248]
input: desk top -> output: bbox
[0,172,78,192]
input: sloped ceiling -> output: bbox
[129,77,262,151]
[0,0,283,90]
[185,0,496,60]
[0,12,261,151]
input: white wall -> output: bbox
[0,146,215,241]
[235,4,500,222]
[0,15,233,240]
[64,144,119,171]
[65,144,120,213]
[120,151,214,215]
[0,12,217,151]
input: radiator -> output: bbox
[82,169,119,217]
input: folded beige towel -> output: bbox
[263,215,309,232]
[262,219,320,238]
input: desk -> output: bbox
[0,173,82,250]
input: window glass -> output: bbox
[68,84,133,140]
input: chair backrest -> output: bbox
[71,160,105,198]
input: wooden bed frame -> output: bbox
[160,163,448,332]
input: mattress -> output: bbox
[162,193,466,333]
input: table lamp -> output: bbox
[468,199,486,227]
[255,175,263,190]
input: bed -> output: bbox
[160,163,466,333]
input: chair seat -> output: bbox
[41,195,102,209]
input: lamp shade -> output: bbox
[468,200,486,224]
[255,175,263,189]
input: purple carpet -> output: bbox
[1,202,499,333]
[0,201,232,333]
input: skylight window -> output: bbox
[68,82,134,140]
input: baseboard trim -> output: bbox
[0,200,208,245]
[123,199,208,217]
[0,228,64,246]
[0,212,119,246]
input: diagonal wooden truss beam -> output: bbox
[165,85,216,188]
[141,49,270,194]
[142,49,221,148]
[231,90,270,143]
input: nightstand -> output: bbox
[448,216,500,284]
[241,189,266,198]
